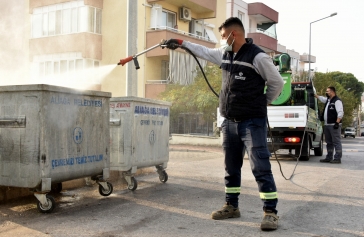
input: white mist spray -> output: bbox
[28,64,117,90]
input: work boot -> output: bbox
[260,210,279,231]
[319,158,331,163]
[211,203,240,220]
[330,159,341,164]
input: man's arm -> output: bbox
[181,41,223,65]
[253,53,284,104]
[335,100,344,122]
[317,96,328,104]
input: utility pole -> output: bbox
[126,0,138,96]
[308,13,337,81]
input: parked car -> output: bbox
[344,127,356,138]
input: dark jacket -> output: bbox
[321,95,342,123]
[219,38,266,120]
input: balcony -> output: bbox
[145,28,216,57]
[147,0,216,18]
[247,31,277,52]
[29,33,102,61]
[248,3,278,24]
[145,81,168,99]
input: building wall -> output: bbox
[30,33,102,60]
[100,0,128,97]
[226,0,248,34]
[205,0,227,43]
[0,0,30,85]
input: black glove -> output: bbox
[163,39,183,50]
[333,122,339,129]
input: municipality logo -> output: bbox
[149,130,156,145]
[73,127,83,144]
[235,72,246,80]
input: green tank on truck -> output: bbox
[266,53,324,161]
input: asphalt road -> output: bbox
[0,137,363,237]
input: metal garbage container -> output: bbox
[0,84,113,213]
[109,97,171,190]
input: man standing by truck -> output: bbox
[163,17,284,231]
[314,86,344,163]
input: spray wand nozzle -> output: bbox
[117,40,169,70]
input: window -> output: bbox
[32,14,42,38]
[31,1,102,38]
[54,61,59,74]
[35,53,100,78]
[161,10,176,29]
[189,20,217,42]
[60,60,68,74]
[161,61,169,81]
[238,11,243,22]
[62,9,71,34]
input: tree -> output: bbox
[312,72,363,128]
[158,64,222,133]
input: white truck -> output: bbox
[267,54,324,161]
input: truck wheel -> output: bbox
[314,135,323,156]
[299,134,310,161]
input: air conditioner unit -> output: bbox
[179,7,191,21]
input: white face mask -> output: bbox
[220,31,235,52]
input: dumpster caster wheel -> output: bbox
[51,183,62,193]
[99,182,113,196]
[159,171,168,183]
[127,177,138,191]
[37,195,55,213]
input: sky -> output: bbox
[245,0,364,82]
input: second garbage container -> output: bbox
[109,97,171,190]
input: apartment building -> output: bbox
[23,0,225,98]
[1,0,313,98]
[227,0,314,81]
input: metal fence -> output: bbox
[170,113,215,136]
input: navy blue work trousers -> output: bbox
[221,117,278,213]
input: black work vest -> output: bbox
[322,96,342,123]
[219,39,266,120]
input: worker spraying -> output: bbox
[164,17,283,231]
[118,17,284,232]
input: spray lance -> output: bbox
[117,40,219,97]
[117,40,167,70]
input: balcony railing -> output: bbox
[151,26,216,43]
[146,80,170,84]
[248,28,277,39]
[146,27,216,57]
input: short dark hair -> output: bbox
[327,86,336,93]
[218,17,245,32]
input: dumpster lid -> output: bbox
[0,84,111,98]
[110,96,171,106]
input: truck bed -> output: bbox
[267,105,308,128]
[268,105,319,132]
